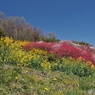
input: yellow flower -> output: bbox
[41,61,51,71]
[91,64,95,69]
[45,87,48,91]
[53,78,57,81]
[25,70,28,73]
[86,61,92,66]
[15,76,19,80]
[19,41,29,46]
[4,37,13,45]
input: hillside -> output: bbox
[0,37,95,95]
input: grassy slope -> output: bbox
[0,37,95,95]
[0,65,95,95]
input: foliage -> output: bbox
[23,41,95,66]
[1,11,95,95]
[1,37,95,76]
[0,28,5,37]
[51,57,95,77]
[40,36,60,42]
[73,41,90,46]
[0,37,95,94]
[0,65,95,95]
[0,11,58,42]
[23,41,55,51]
[80,45,95,54]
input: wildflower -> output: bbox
[91,64,95,69]
[86,61,92,66]
[45,87,48,91]
[3,37,13,45]
[53,78,57,81]
[25,70,28,73]
[41,61,51,71]
[15,76,19,80]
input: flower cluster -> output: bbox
[0,37,95,77]
[23,41,95,66]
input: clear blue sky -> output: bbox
[0,0,95,45]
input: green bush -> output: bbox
[51,57,95,77]
[0,28,5,37]
[73,41,90,46]
[40,36,60,42]
[72,64,94,77]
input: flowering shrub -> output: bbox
[31,48,48,56]
[19,40,29,47]
[23,42,34,51]
[0,37,95,77]
[0,37,51,71]
[80,45,95,54]
[23,41,55,51]
[55,43,94,65]
[51,43,81,58]
[23,41,95,66]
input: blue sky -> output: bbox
[0,0,95,45]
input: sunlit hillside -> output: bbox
[0,11,95,95]
[0,37,95,95]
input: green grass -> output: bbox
[0,65,95,95]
